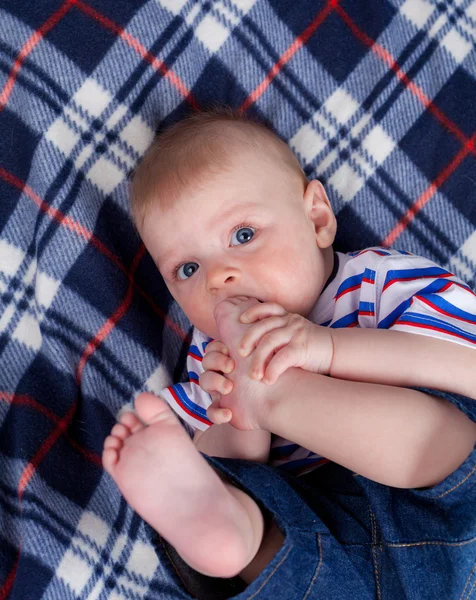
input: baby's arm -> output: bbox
[329,328,476,399]
[222,302,476,488]
[257,370,476,489]
[237,301,476,398]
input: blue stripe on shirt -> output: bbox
[335,273,364,299]
[363,268,376,283]
[188,344,203,360]
[396,312,476,344]
[359,301,375,314]
[348,248,391,257]
[171,383,209,420]
[188,371,199,383]
[417,294,476,324]
[383,266,451,291]
[331,310,359,328]
[378,278,457,329]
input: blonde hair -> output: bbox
[130,106,307,229]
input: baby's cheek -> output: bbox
[180,299,216,338]
[279,260,320,315]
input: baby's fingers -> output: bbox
[262,345,298,385]
[238,316,288,358]
[207,402,232,425]
[240,301,287,324]
[248,327,294,381]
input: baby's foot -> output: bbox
[214,297,272,431]
[102,393,262,578]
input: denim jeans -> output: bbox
[154,388,476,599]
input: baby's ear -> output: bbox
[304,180,337,248]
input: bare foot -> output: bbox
[102,392,263,578]
[214,297,272,431]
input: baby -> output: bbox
[102,108,476,584]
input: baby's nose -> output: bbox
[206,265,240,294]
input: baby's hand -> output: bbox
[238,302,334,384]
[200,340,235,425]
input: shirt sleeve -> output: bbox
[374,251,476,348]
[159,328,214,432]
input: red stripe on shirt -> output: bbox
[396,320,476,345]
[335,282,362,300]
[382,272,451,293]
[169,387,211,426]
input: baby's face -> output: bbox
[140,151,334,339]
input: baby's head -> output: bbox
[131,108,337,339]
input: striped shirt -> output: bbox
[160,247,476,475]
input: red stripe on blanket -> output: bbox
[0,0,74,112]
[383,131,476,246]
[18,400,78,499]
[0,397,78,597]
[241,0,341,112]
[73,0,199,110]
[335,4,476,157]
[76,245,145,384]
[0,166,190,343]
[0,392,102,467]
[334,5,476,243]
[0,547,20,600]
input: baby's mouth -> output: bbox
[237,296,264,303]
[217,294,264,303]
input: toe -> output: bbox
[135,392,176,425]
[102,447,119,473]
[214,297,260,324]
[119,411,144,433]
[103,434,122,450]
[111,423,131,440]
[214,299,236,323]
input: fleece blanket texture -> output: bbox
[0,0,475,597]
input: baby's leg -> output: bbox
[102,393,264,579]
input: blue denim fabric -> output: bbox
[154,389,476,599]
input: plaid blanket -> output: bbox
[0,0,475,598]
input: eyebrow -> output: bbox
[214,201,264,226]
[157,247,179,271]
[159,201,265,269]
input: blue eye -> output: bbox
[231,226,255,246]
[176,262,199,280]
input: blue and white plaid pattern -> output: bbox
[0,1,475,597]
